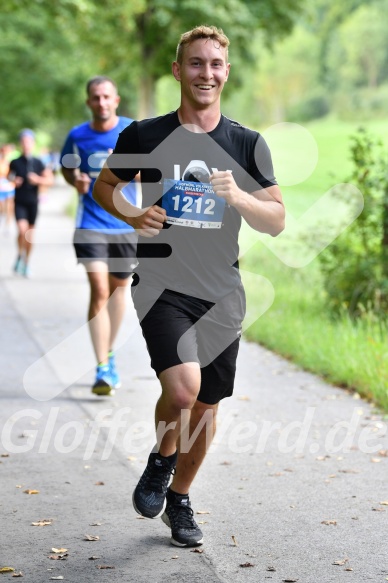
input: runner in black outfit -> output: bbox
[9,129,53,277]
[94,25,285,547]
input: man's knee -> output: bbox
[166,386,198,413]
[160,364,201,412]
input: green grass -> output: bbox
[267,117,388,216]
[65,190,78,218]
[242,116,388,412]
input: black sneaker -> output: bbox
[132,451,176,519]
[162,490,204,547]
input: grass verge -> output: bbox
[240,116,388,412]
[242,245,388,412]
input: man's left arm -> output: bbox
[210,171,285,237]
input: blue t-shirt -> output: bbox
[61,117,136,232]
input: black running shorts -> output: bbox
[73,230,137,280]
[15,202,38,225]
[132,282,246,404]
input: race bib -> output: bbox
[162,179,226,228]
[88,151,110,179]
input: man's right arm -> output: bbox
[61,167,91,195]
[60,132,91,194]
[94,166,166,238]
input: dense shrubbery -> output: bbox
[287,94,330,122]
[318,128,388,317]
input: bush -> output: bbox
[287,94,330,122]
[318,128,388,317]
[334,84,388,121]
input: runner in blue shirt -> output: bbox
[61,76,137,396]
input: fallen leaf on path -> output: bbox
[372,507,385,512]
[15,485,22,489]
[0,567,15,573]
[23,489,39,495]
[378,450,388,457]
[11,573,23,577]
[267,566,276,571]
[51,549,67,554]
[237,396,251,401]
[332,558,349,565]
[127,456,137,461]
[282,579,299,582]
[190,549,203,553]
[321,520,337,525]
[380,501,388,505]
[97,565,115,569]
[196,510,210,515]
[88,556,100,560]
[240,562,255,568]
[171,556,179,560]
[344,568,353,571]
[89,522,102,526]
[371,458,381,463]
[31,520,52,527]
[49,554,68,561]
[84,535,100,541]
[197,521,208,524]
[231,535,238,546]
[49,577,64,580]
[1,453,9,458]
[95,481,104,486]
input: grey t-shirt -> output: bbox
[108,111,276,302]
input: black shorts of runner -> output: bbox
[15,202,38,225]
[132,282,246,405]
[73,230,137,280]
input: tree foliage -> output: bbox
[0,2,96,141]
[0,0,304,141]
[4,0,388,142]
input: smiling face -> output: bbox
[86,81,120,123]
[172,38,230,111]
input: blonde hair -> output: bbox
[176,25,230,64]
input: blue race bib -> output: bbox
[162,179,226,229]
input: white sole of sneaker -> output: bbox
[170,537,204,548]
[161,513,204,547]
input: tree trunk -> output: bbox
[137,72,156,120]
[135,4,157,120]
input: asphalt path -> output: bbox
[0,181,387,582]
